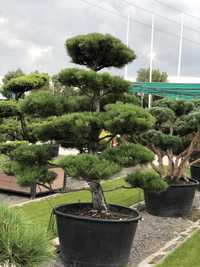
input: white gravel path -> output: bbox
[0,192,29,204]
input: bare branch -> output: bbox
[149,144,164,177]
[151,162,162,176]
[190,158,200,166]
[174,132,200,178]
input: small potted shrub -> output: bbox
[127,99,200,217]
[0,203,54,266]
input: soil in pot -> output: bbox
[144,178,199,217]
[64,205,135,220]
[54,203,141,267]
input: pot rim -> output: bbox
[54,202,141,223]
[168,178,199,188]
[191,163,200,167]
[144,178,199,193]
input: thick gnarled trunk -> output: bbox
[93,98,100,112]
[88,181,108,211]
[18,113,30,141]
[150,132,200,181]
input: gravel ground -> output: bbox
[129,210,192,266]
[129,191,200,266]
[49,192,200,267]
[0,191,29,205]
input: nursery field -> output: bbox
[157,230,200,267]
[17,178,143,231]
[2,28,200,267]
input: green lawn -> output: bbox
[17,178,143,232]
[157,230,200,267]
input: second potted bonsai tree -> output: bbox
[127,99,200,217]
[0,142,57,198]
[0,73,69,197]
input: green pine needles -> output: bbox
[0,204,54,267]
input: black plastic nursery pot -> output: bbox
[144,178,199,217]
[54,203,141,267]
[190,150,200,189]
[190,165,200,189]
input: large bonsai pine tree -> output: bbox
[30,33,154,212]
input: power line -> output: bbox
[153,0,200,22]
[79,0,200,47]
[121,0,200,36]
[80,0,151,28]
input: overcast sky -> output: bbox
[1,0,200,80]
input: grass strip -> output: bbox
[17,178,143,232]
[157,230,200,267]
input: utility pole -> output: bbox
[124,12,130,79]
[148,14,155,108]
[177,13,184,77]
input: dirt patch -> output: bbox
[70,207,132,220]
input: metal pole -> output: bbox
[50,78,55,95]
[124,12,130,79]
[177,13,184,77]
[148,14,154,108]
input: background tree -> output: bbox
[136,68,168,82]
[136,68,168,107]
[2,72,49,100]
[2,68,24,85]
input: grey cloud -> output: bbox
[0,0,200,79]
